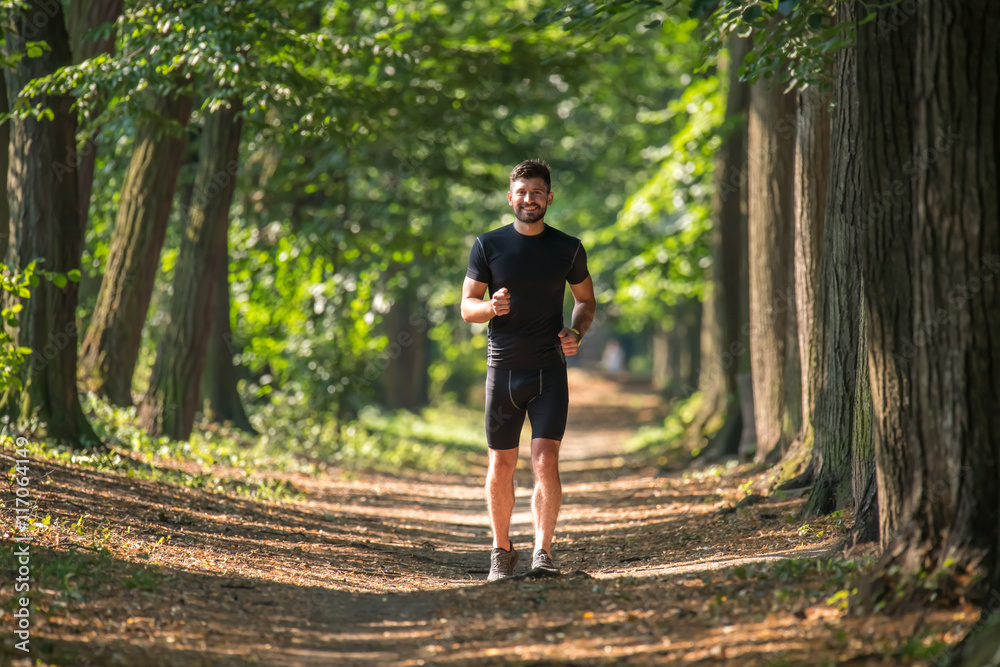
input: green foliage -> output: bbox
[692,0,854,90]
[601,74,722,327]
[15,0,342,134]
[0,263,35,393]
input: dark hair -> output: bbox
[509,159,551,191]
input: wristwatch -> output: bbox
[570,327,583,345]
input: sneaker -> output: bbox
[531,548,559,573]
[487,545,519,581]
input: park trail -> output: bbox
[6,369,977,667]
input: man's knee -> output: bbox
[488,448,519,475]
[531,439,560,475]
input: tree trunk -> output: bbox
[803,1,867,515]
[792,86,830,456]
[67,0,123,227]
[0,70,9,261]
[78,94,193,405]
[862,0,1000,595]
[0,2,98,448]
[855,0,918,551]
[747,71,797,462]
[849,297,878,545]
[651,324,669,392]
[696,35,751,460]
[201,237,256,432]
[139,99,244,440]
[382,299,431,411]
[680,298,701,395]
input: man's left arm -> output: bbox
[559,275,596,356]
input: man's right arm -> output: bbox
[462,277,509,323]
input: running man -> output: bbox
[461,159,596,581]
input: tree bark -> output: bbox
[1,1,98,448]
[803,1,867,516]
[0,70,9,261]
[747,72,797,462]
[855,0,918,551]
[861,0,1000,595]
[792,86,830,457]
[78,94,193,405]
[696,35,751,460]
[67,0,123,227]
[849,298,878,545]
[139,99,244,440]
[201,237,256,432]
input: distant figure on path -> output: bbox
[461,159,597,581]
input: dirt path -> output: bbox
[4,369,977,666]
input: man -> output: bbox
[461,159,596,581]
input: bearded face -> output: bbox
[508,177,553,225]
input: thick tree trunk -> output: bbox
[803,2,866,515]
[382,299,431,411]
[747,72,797,462]
[861,0,1000,595]
[201,238,256,432]
[139,99,244,440]
[693,35,751,461]
[1,2,98,448]
[78,94,193,405]
[855,0,918,550]
[792,87,830,457]
[67,0,123,227]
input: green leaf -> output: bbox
[808,13,825,30]
[777,0,797,16]
[742,5,763,23]
[52,273,67,288]
[67,269,81,283]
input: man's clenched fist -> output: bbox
[491,287,510,317]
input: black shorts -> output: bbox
[484,364,569,450]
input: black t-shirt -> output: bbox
[466,223,589,369]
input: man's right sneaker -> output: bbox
[531,548,559,573]
[487,544,519,581]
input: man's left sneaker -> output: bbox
[531,548,559,573]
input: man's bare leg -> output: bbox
[530,437,562,554]
[487,447,519,550]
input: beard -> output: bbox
[515,203,546,223]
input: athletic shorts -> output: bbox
[484,364,569,450]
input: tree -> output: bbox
[860,0,1000,596]
[67,0,123,226]
[1,0,98,447]
[747,68,798,462]
[139,99,243,439]
[695,34,750,461]
[78,93,193,405]
[201,235,256,432]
